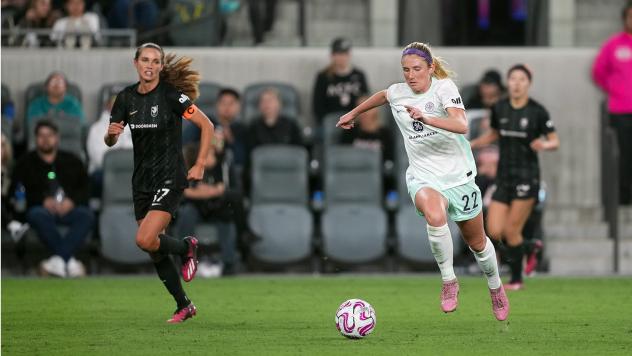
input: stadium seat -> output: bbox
[242,82,300,123]
[321,146,387,263]
[27,115,86,162]
[196,81,223,118]
[99,149,151,264]
[97,82,133,114]
[248,145,313,264]
[2,83,13,140]
[322,112,345,148]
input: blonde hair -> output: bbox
[402,42,454,79]
[135,43,201,101]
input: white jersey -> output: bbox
[387,78,476,190]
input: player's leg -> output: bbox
[503,198,536,290]
[414,187,458,312]
[457,212,509,321]
[486,201,510,242]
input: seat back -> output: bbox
[250,145,309,205]
[196,81,223,118]
[322,112,345,148]
[98,82,133,115]
[242,82,300,123]
[169,0,222,46]
[324,146,382,206]
[101,149,134,205]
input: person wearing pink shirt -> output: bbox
[592,1,632,205]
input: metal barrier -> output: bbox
[600,101,620,273]
[1,28,137,48]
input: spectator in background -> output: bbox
[215,88,247,167]
[592,0,632,205]
[10,120,94,278]
[466,69,505,110]
[247,0,277,45]
[247,87,302,151]
[1,133,15,228]
[17,0,62,47]
[26,71,84,124]
[50,0,100,49]
[312,37,369,129]
[103,0,159,33]
[86,94,132,198]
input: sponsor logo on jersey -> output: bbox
[424,101,435,112]
[500,118,509,124]
[412,121,424,132]
[129,123,158,129]
[520,117,529,129]
[499,129,527,138]
[451,97,462,105]
[151,105,159,118]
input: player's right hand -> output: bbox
[336,112,356,129]
[107,121,125,137]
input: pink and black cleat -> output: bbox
[525,239,543,276]
[181,236,199,282]
[440,279,459,313]
[167,303,197,324]
[490,285,510,321]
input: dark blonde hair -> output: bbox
[402,42,453,79]
[134,43,200,101]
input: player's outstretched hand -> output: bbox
[336,112,356,129]
[187,164,204,181]
[107,121,125,137]
[404,105,424,121]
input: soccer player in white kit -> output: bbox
[337,42,510,321]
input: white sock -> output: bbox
[470,237,501,289]
[427,223,456,282]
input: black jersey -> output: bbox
[490,98,555,182]
[110,81,193,192]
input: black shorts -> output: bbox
[133,188,183,221]
[491,179,539,204]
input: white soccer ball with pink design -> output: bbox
[335,298,376,339]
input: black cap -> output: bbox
[480,70,502,86]
[331,37,352,53]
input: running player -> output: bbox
[337,42,509,321]
[471,64,559,290]
[104,43,214,323]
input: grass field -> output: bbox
[2,275,632,355]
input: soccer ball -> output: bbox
[335,298,376,339]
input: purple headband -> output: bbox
[402,48,432,65]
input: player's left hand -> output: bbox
[404,105,426,122]
[187,164,205,181]
[530,138,546,151]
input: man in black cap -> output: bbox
[312,37,369,128]
[465,69,506,110]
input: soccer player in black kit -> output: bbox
[471,64,559,291]
[104,43,214,323]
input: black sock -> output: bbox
[154,254,190,309]
[158,234,189,256]
[506,244,524,283]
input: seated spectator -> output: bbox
[312,37,369,132]
[474,145,499,207]
[27,71,84,125]
[50,0,100,49]
[9,120,94,277]
[175,142,259,276]
[247,87,302,151]
[215,88,248,167]
[103,0,159,32]
[465,69,505,110]
[86,94,132,198]
[18,0,62,47]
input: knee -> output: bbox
[74,206,96,224]
[486,225,503,241]
[26,206,53,223]
[468,235,487,252]
[424,209,447,227]
[135,232,159,252]
[503,224,522,241]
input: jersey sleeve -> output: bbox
[165,85,194,117]
[437,79,465,110]
[109,90,128,125]
[537,106,555,135]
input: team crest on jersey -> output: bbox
[412,121,424,132]
[151,105,159,118]
[424,101,435,112]
[520,117,528,129]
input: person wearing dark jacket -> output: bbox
[10,119,94,277]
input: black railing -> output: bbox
[600,101,620,273]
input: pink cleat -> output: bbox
[181,236,199,282]
[503,281,524,291]
[490,285,510,321]
[167,303,197,324]
[440,279,459,313]
[525,239,543,276]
